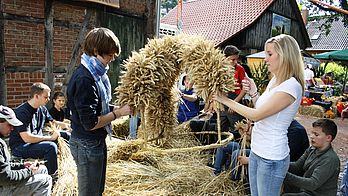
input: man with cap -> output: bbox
[0,105,52,195]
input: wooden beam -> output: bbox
[0,2,7,105]
[44,0,54,91]
[3,13,82,29]
[62,8,93,94]
[309,0,348,15]
[73,0,119,8]
[5,66,67,73]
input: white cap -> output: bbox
[0,105,23,126]
[307,64,312,69]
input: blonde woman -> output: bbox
[212,34,304,196]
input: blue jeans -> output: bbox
[70,136,107,196]
[341,161,348,196]
[214,142,240,174]
[60,131,71,142]
[12,141,58,175]
[249,151,289,196]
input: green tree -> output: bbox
[161,0,189,13]
[300,0,348,35]
[161,0,177,13]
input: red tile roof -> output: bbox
[160,0,274,45]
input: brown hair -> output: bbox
[30,83,51,98]
[83,27,121,58]
[312,118,337,141]
[223,45,240,57]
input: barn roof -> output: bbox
[160,0,274,45]
[306,16,348,51]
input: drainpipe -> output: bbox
[301,7,308,26]
[155,0,161,37]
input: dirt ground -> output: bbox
[295,114,348,173]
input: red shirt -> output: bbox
[234,64,246,95]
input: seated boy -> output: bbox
[282,118,340,196]
[10,82,70,175]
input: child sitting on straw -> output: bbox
[282,119,340,196]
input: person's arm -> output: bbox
[234,67,247,103]
[91,105,132,130]
[241,75,259,106]
[233,89,246,103]
[52,120,71,131]
[181,92,198,102]
[288,147,310,175]
[19,130,60,144]
[72,75,131,131]
[213,91,295,122]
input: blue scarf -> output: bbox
[81,53,113,137]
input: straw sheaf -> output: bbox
[45,125,78,195]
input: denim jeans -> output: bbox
[70,136,107,196]
[214,142,240,175]
[249,151,289,196]
[12,141,58,175]
[340,161,348,196]
[60,131,71,142]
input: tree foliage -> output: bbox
[301,0,348,35]
[161,0,177,12]
[161,0,189,12]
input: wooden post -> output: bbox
[44,0,54,93]
[0,2,7,105]
[61,8,93,94]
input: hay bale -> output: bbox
[298,105,325,118]
[105,149,245,196]
[103,122,244,195]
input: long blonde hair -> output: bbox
[265,34,305,92]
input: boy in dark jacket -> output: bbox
[283,118,340,196]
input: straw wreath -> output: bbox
[116,34,235,144]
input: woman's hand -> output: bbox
[211,91,229,105]
[242,74,257,96]
[238,155,249,165]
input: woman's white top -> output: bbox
[251,77,302,160]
